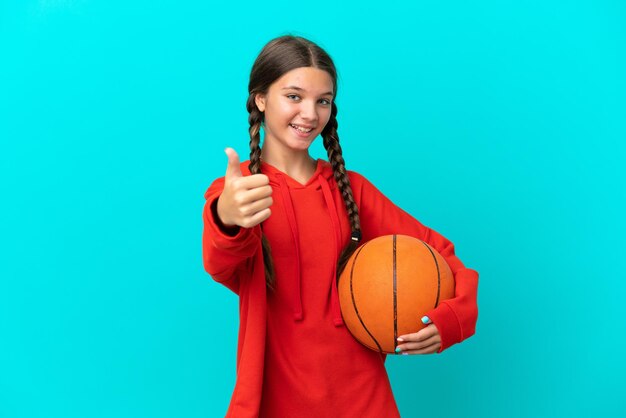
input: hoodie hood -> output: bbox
[249,158,346,327]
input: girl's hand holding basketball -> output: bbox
[395,316,441,355]
[216,147,273,229]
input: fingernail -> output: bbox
[395,347,402,353]
[421,316,431,324]
[402,353,409,356]
[397,337,404,342]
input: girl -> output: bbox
[202,35,479,418]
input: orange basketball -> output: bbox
[338,234,455,354]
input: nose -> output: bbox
[299,100,318,122]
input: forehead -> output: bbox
[271,67,334,94]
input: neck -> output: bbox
[260,145,317,176]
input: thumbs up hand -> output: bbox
[216,147,273,228]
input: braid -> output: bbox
[247,94,263,174]
[321,102,362,280]
[246,93,276,290]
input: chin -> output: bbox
[285,133,317,148]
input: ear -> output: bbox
[254,93,266,112]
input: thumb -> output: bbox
[224,147,242,179]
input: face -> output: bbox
[255,66,334,154]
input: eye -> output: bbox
[287,94,301,101]
[319,98,332,106]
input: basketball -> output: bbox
[338,234,455,354]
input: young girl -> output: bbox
[202,35,479,418]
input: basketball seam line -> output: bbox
[420,240,441,308]
[393,235,398,352]
[350,242,383,353]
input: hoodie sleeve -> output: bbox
[350,171,479,353]
[202,176,262,294]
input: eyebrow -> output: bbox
[281,86,334,97]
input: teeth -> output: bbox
[291,124,313,133]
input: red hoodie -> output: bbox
[202,158,479,418]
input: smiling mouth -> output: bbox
[289,123,314,133]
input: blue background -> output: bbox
[1,0,625,417]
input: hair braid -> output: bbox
[321,102,362,280]
[246,93,276,290]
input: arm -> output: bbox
[351,171,479,353]
[202,176,262,294]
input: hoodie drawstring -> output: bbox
[318,174,345,327]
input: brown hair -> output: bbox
[246,35,361,290]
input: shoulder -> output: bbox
[345,168,390,206]
[345,167,364,182]
[346,169,375,190]
[344,169,382,204]
[319,159,369,188]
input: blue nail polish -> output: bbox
[395,347,401,353]
[421,315,431,324]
